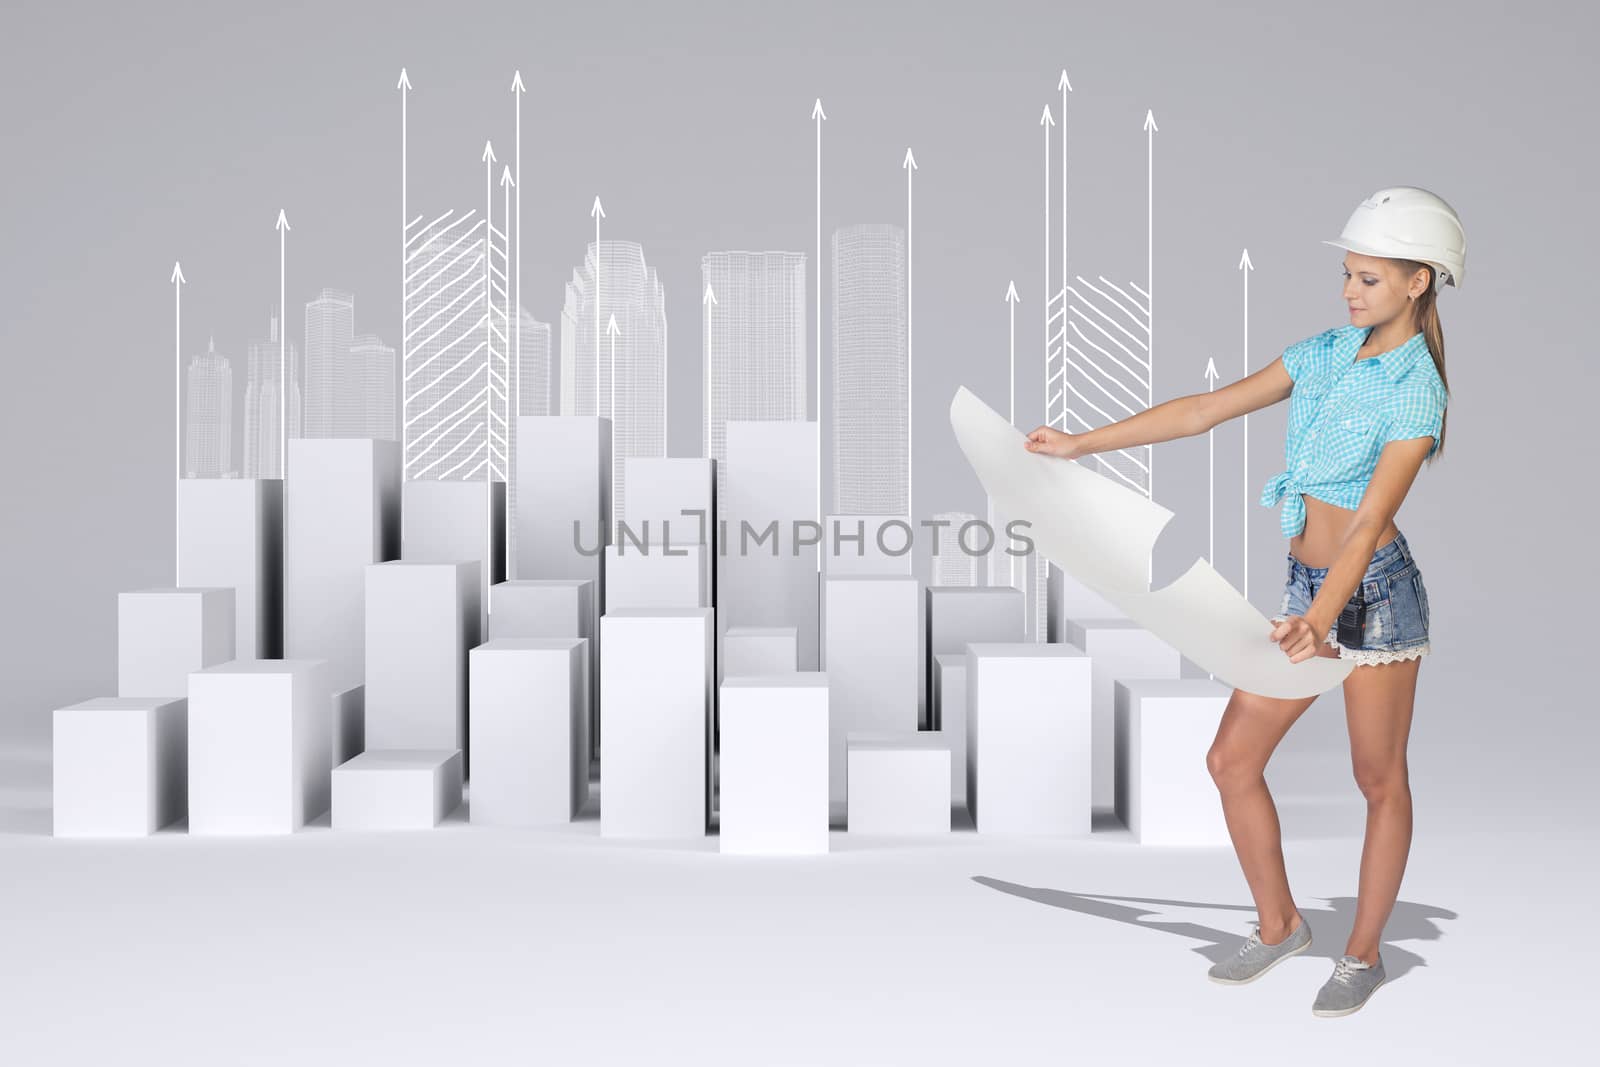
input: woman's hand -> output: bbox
[1269,614,1324,664]
[1023,425,1086,460]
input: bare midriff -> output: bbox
[1290,494,1399,571]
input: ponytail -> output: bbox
[1400,259,1450,461]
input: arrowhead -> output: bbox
[1144,109,1158,132]
[1040,104,1055,126]
[1058,69,1073,92]
[812,98,826,121]
[703,284,717,306]
[482,139,496,163]
[500,165,515,187]
[1238,248,1254,270]
[275,209,290,232]
[606,313,620,336]
[510,70,525,93]
[591,196,605,219]
[397,67,411,91]
[171,261,186,285]
[903,147,917,170]
[1005,280,1019,304]
[1204,357,1219,380]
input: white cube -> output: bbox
[487,578,598,765]
[1061,618,1182,811]
[364,561,478,757]
[967,643,1092,835]
[821,576,919,813]
[600,608,713,839]
[117,588,235,698]
[178,477,283,658]
[52,697,187,837]
[403,479,504,638]
[926,585,1024,728]
[718,674,830,855]
[603,541,707,611]
[285,438,401,692]
[1115,679,1231,845]
[932,653,969,807]
[332,684,365,767]
[469,638,589,825]
[846,732,951,835]
[724,627,797,676]
[187,659,333,835]
[331,750,462,830]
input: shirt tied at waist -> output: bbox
[1260,470,1308,538]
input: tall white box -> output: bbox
[515,415,610,587]
[724,626,797,676]
[622,456,715,610]
[1062,618,1182,811]
[285,438,401,692]
[117,588,235,698]
[331,750,462,830]
[469,638,589,825]
[932,653,970,807]
[603,541,707,611]
[600,608,713,839]
[967,643,1092,835]
[846,732,951,835]
[718,674,830,855]
[52,697,187,837]
[723,420,819,674]
[178,477,283,658]
[926,585,1024,729]
[402,479,504,638]
[364,561,478,757]
[487,578,597,765]
[1115,679,1232,845]
[187,659,333,835]
[821,575,918,813]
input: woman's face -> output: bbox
[1342,252,1427,328]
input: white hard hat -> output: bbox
[1323,186,1466,291]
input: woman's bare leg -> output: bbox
[1207,683,1322,941]
[1340,657,1422,966]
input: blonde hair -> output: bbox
[1393,257,1450,461]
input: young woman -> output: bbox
[1022,186,1463,1018]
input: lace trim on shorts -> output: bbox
[1270,616,1431,666]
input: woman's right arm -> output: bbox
[1024,356,1293,458]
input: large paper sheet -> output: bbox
[949,386,1352,699]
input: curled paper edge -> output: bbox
[949,386,1353,699]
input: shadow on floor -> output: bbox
[971,875,1458,982]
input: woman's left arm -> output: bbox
[1302,436,1434,640]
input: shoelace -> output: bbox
[1237,922,1264,955]
[1331,955,1372,983]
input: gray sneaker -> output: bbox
[1311,953,1386,1017]
[1207,914,1312,984]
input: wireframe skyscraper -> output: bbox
[185,337,233,478]
[701,250,807,513]
[831,224,908,515]
[242,313,302,478]
[304,289,354,439]
[930,510,979,587]
[348,333,396,441]
[507,306,553,574]
[559,239,667,525]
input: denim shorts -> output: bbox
[1269,531,1432,666]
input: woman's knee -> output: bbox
[1206,745,1266,792]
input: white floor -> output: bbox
[0,742,1588,1065]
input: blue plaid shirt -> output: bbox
[1260,325,1447,538]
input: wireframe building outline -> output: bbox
[930,510,979,587]
[559,239,667,525]
[242,312,302,479]
[185,336,233,478]
[831,223,908,515]
[701,250,807,512]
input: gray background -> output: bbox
[3,0,1592,805]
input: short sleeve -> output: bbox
[1384,384,1446,460]
[1280,328,1338,385]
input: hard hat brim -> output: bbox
[1322,238,1459,288]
